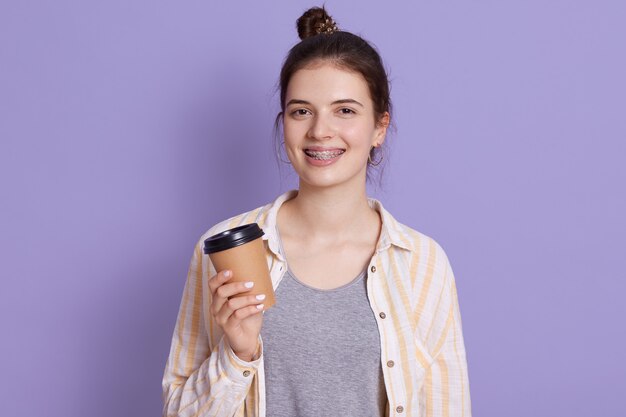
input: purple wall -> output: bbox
[1,1,624,416]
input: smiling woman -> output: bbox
[162,6,471,417]
[282,64,388,186]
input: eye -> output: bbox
[290,108,311,118]
[338,107,356,116]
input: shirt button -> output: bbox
[396,405,404,413]
[243,370,251,377]
[379,312,386,319]
[370,265,377,273]
[387,360,395,368]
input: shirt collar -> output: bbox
[259,190,414,259]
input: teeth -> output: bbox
[304,150,345,160]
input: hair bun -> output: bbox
[296,6,339,40]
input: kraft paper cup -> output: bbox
[203,223,276,309]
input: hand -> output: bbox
[208,270,265,361]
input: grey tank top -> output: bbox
[261,238,387,416]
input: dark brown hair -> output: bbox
[275,6,393,183]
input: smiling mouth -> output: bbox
[303,149,345,160]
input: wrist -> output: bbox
[234,350,255,362]
[233,339,260,362]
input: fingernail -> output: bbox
[256,304,265,310]
[255,294,266,301]
[244,281,254,288]
[224,271,231,278]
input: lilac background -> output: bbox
[1,1,624,416]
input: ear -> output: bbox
[373,112,390,147]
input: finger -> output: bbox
[216,293,265,325]
[211,280,256,316]
[217,280,256,299]
[225,293,266,311]
[208,270,233,294]
[226,304,265,327]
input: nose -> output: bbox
[308,113,334,140]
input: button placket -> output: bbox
[367,256,403,416]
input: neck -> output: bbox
[282,180,376,241]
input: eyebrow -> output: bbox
[286,98,365,108]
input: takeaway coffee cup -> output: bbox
[203,223,276,309]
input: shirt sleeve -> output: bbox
[161,238,263,417]
[421,247,472,417]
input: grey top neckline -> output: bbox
[275,226,367,293]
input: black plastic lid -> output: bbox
[203,223,265,254]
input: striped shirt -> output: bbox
[162,190,471,417]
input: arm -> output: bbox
[421,249,472,417]
[162,239,262,417]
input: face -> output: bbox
[282,63,388,190]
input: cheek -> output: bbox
[342,122,377,146]
[282,122,296,146]
[283,120,304,142]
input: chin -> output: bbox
[297,169,367,190]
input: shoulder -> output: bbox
[383,210,455,282]
[193,190,296,249]
[385,220,460,318]
[196,201,274,246]
[400,221,450,262]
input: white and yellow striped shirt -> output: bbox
[162,190,471,417]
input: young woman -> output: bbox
[163,6,471,417]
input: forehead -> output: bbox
[285,63,371,105]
